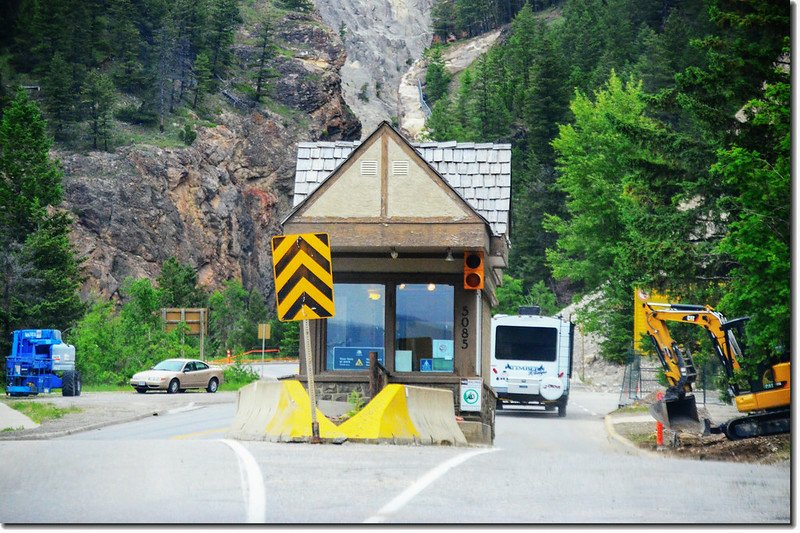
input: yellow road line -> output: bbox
[170,427,229,440]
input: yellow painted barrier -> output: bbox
[227,380,345,442]
[229,380,467,446]
[337,384,419,442]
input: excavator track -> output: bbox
[722,409,790,440]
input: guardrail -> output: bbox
[208,348,299,365]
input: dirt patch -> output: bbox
[613,396,791,466]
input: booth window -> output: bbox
[326,283,385,371]
[395,283,454,372]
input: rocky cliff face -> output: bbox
[313,0,435,136]
[61,10,360,300]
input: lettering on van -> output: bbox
[503,363,546,375]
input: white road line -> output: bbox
[364,447,499,524]
[579,404,598,417]
[221,439,266,523]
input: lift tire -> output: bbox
[167,379,180,394]
[75,372,82,397]
[62,370,76,397]
[206,378,219,393]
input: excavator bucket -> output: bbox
[649,394,702,432]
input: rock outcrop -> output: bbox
[61,10,360,301]
[314,0,436,136]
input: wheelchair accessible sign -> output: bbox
[460,379,482,412]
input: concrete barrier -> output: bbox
[405,385,467,446]
[227,380,345,442]
[340,384,467,445]
[229,380,467,446]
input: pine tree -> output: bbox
[157,257,207,308]
[207,0,242,78]
[192,52,213,109]
[43,52,75,139]
[0,91,83,358]
[81,70,116,150]
[253,16,279,102]
[425,46,451,105]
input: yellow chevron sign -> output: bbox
[271,233,335,321]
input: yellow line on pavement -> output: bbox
[170,427,229,440]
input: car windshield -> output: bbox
[152,360,185,372]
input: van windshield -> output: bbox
[495,326,557,362]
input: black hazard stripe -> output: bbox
[274,237,331,276]
[276,265,334,303]
[283,292,334,320]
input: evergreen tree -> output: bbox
[253,16,279,102]
[81,70,116,150]
[157,257,207,308]
[207,0,242,78]
[425,46,451,105]
[192,52,213,109]
[43,52,75,139]
[0,90,83,357]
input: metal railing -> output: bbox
[418,79,432,117]
[618,348,728,408]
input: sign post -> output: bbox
[258,323,271,377]
[271,233,335,444]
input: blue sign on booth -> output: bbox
[332,347,385,370]
[420,358,433,372]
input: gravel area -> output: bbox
[0,390,236,440]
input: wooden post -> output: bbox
[369,351,379,399]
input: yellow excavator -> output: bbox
[641,302,790,440]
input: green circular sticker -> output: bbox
[463,389,479,404]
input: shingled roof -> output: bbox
[292,139,512,237]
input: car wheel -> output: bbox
[558,399,567,418]
[495,399,503,410]
[167,379,180,394]
[135,388,147,394]
[207,378,219,393]
[62,370,76,397]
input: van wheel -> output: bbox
[558,400,567,417]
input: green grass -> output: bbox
[614,404,651,414]
[6,402,81,424]
[81,384,131,392]
[627,431,657,446]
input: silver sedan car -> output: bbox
[130,358,224,394]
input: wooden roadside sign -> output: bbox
[271,233,335,321]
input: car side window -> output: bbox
[196,362,209,371]
[184,362,194,372]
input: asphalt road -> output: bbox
[0,386,790,524]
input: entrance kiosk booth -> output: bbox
[281,122,511,441]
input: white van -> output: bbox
[490,307,574,416]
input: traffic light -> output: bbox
[463,251,484,290]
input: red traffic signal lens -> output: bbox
[465,273,482,288]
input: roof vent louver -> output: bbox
[360,160,378,176]
[391,160,410,176]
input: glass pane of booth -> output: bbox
[395,283,454,372]
[326,283,386,371]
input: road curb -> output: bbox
[604,414,663,459]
